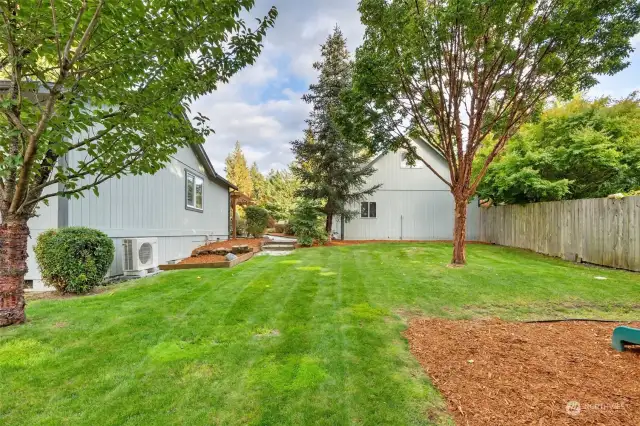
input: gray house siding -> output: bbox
[25,145,231,290]
[336,139,480,240]
[25,194,59,285]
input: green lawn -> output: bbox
[1,243,638,425]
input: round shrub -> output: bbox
[245,206,269,237]
[34,227,115,293]
[290,200,328,247]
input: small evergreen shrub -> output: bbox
[34,227,115,293]
[290,200,328,247]
[245,206,269,237]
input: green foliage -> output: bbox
[236,216,248,237]
[290,200,328,247]
[260,169,301,221]
[475,96,640,204]
[225,142,254,196]
[250,162,266,203]
[0,2,277,218]
[245,206,269,238]
[291,27,380,228]
[34,227,115,294]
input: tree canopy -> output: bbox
[349,0,640,264]
[475,95,640,204]
[0,0,276,327]
[0,1,276,219]
[225,141,254,197]
[260,168,300,221]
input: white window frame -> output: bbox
[360,201,377,219]
[185,169,204,212]
[400,151,424,169]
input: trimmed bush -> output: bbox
[34,227,115,293]
[245,206,269,237]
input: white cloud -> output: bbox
[189,0,636,176]
[188,0,363,176]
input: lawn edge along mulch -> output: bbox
[159,251,256,270]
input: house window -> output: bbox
[361,202,377,218]
[185,170,204,211]
[401,152,424,169]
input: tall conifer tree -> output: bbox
[292,27,380,234]
[224,141,253,196]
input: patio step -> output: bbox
[262,242,296,251]
[263,240,296,247]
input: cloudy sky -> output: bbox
[189,1,640,177]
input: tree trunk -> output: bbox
[0,219,29,327]
[325,213,333,235]
[451,197,468,265]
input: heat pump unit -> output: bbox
[122,238,159,277]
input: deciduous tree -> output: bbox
[476,95,640,204]
[350,0,639,264]
[0,1,276,326]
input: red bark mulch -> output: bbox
[405,318,640,426]
[179,238,265,265]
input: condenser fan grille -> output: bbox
[138,242,153,264]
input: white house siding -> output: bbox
[25,195,59,284]
[335,140,480,240]
[26,145,230,291]
[66,146,229,277]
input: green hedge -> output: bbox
[245,206,269,237]
[34,227,115,293]
[290,201,328,247]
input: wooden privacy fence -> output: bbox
[479,196,640,272]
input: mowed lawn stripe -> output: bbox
[1,243,638,425]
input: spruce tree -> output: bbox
[291,27,380,235]
[224,141,253,196]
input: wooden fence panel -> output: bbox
[479,196,640,272]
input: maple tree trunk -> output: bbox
[0,218,29,327]
[451,197,467,265]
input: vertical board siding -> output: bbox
[24,195,59,281]
[342,191,481,241]
[341,139,480,241]
[479,196,640,272]
[59,146,229,279]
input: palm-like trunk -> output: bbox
[451,197,467,265]
[0,219,29,326]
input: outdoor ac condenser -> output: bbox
[122,237,159,277]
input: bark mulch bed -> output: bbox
[178,238,265,265]
[405,318,640,426]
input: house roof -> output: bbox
[190,144,237,190]
[367,136,447,168]
[0,80,237,190]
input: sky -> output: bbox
[189,0,640,177]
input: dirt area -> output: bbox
[179,238,264,265]
[405,319,640,426]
